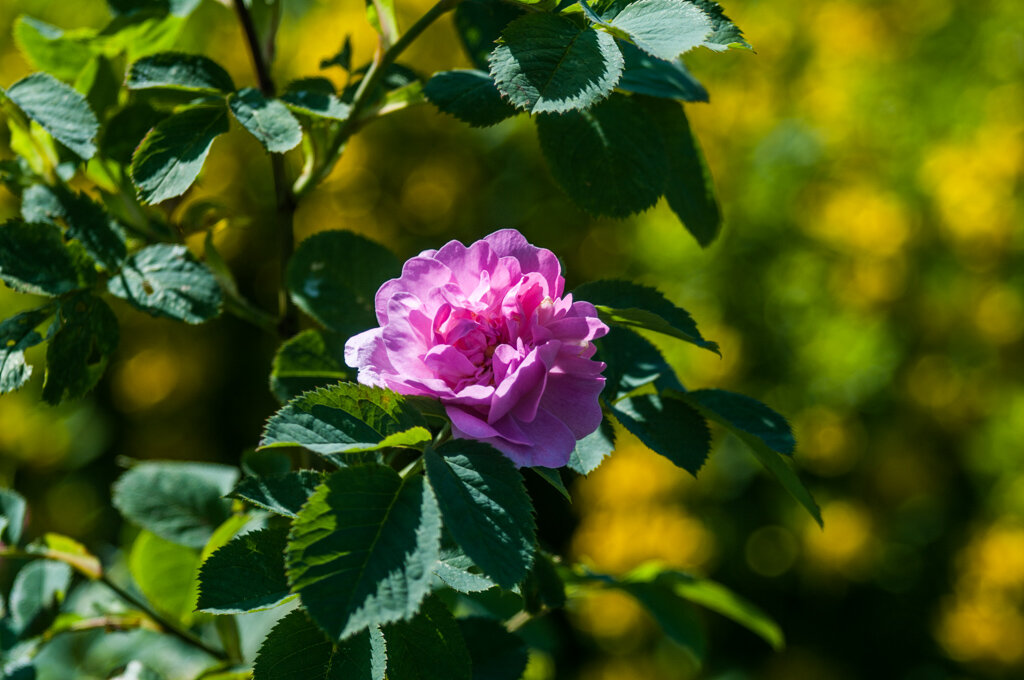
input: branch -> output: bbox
[293,0,463,196]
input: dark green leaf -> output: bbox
[42,293,118,405]
[490,14,623,113]
[197,528,291,614]
[597,326,682,400]
[692,0,752,51]
[229,471,324,519]
[108,0,204,18]
[270,329,352,404]
[128,529,201,625]
[640,97,721,246]
[424,70,516,128]
[280,86,351,122]
[673,389,822,525]
[0,307,51,395]
[0,488,28,545]
[13,16,98,82]
[531,466,571,502]
[382,596,471,680]
[126,52,235,93]
[261,382,429,460]
[617,579,705,660]
[107,244,223,324]
[573,279,719,353]
[286,465,442,639]
[617,40,707,102]
[4,73,99,159]
[111,461,239,548]
[536,93,666,217]
[320,36,353,71]
[130,104,229,204]
[241,448,293,477]
[611,393,710,475]
[458,617,528,680]
[610,0,711,60]
[21,184,126,270]
[0,219,96,296]
[76,54,121,119]
[568,416,615,475]
[424,441,537,588]
[253,609,386,680]
[8,560,73,637]
[455,0,525,71]
[100,102,168,165]
[522,551,566,614]
[228,88,303,153]
[286,230,401,335]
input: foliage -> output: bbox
[0,0,826,678]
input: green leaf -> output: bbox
[458,617,528,680]
[126,52,235,93]
[536,93,666,217]
[0,488,28,545]
[197,527,292,614]
[129,529,201,625]
[107,244,222,324]
[229,471,325,519]
[424,441,537,589]
[13,16,98,82]
[365,0,400,46]
[655,570,783,649]
[4,73,99,159]
[673,389,822,525]
[609,0,711,60]
[0,307,52,394]
[130,104,229,204]
[617,40,707,102]
[692,0,752,51]
[27,532,102,579]
[270,329,352,404]
[280,83,351,122]
[286,465,442,640]
[42,293,118,405]
[99,8,189,61]
[568,416,615,475]
[21,184,127,270]
[320,37,352,71]
[432,544,497,594]
[0,219,96,296]
[489,14,623,113]
[8,559,73,637]
[228,88,303,154]
[108,0,204,18]
[639,97,721,246]
[531,466,571,502]
[112,461,239,548]
[573,279,719,353]
[597,326,682,400]
[286,230,401,335]
[616,579,705,661]
[101,102,168,165]
[241,449,293,477]
[424,70,516,128]
[253,609,386,680]
[261,383,430,460]
[455,0,525,71]
[611,393,710,475]
[382,596,471,680]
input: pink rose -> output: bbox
[344,229,609,467]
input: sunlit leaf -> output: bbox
[3,72,99,159]
[107,244,223,324]
[229,88,303,153]
[126,52,235,93]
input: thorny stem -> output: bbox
[293,0,463,197]
[232,0,299,338]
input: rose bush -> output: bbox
[345,229,609,467]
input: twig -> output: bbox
[231,0,299,338]
[293,0,463,197]
[99,573,227,661]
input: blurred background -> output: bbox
[1,0,1022,678]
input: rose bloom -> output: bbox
[345,229,608,467]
